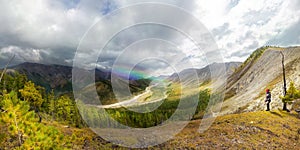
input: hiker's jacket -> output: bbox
[266,92,271,102]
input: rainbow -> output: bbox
[111,63,148,80]
[111,63,163,81]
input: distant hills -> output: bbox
[168,62,241,83]
[5,61,241,104]
[7,61,241,93]
[6,62,151,104]
[8,62,110,93]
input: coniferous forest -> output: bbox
[0,71,212,149]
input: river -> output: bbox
[95,82,169,109]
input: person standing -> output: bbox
[265,89,271,111]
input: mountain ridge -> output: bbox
[221,46,300,115]
[7,62,111,93]
[5,61,241,91]
[169,62,241,83]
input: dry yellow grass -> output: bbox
[37,110,300,149]
[164,110,300,149]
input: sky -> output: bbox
[0,0,299,76]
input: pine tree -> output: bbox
[0,91,70,149]
[0,72,27,95]
[0,91,33,146]
[280,82,300,104]
[19,81,44,122]
[47,90,56,122]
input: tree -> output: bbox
[19,81,43,122]
[0,91,68,149]
[280,82,300,109]
[47,90,56,122]
[55,95,83,127]
[0,72,27,95]
[0,91,31,146]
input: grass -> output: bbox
[36,120,116,149]
[163,109,300,149]
[48,108,300,149]
[78,110,299,149]
[165,82,182,101]
[2,106,299,149]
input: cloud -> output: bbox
[0,0,120,66]
[267,19,300,46]
[0,0,299,76]
[0,46,47,65]
[193,0,300,62]
[212,23,232,40]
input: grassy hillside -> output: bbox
[165,110,300,149]
[2,109,298,149]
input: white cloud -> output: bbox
[192,0,300,62]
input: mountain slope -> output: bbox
[169,62,241,84]
[221,46,300,115]
[6,62,151,104]
[9,63,110,93]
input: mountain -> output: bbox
[6,62,151,104]
[221,46,300,115]
[169,62,241,84]
[8,62,110,93]
[5,62,241,104]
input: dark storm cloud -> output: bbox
[0,0,200,69]
[0,0,131,66]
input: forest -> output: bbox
[0,71,212,149]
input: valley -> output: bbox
[94,81,169,109]
[1,46,300,149]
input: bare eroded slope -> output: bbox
[221,47,300,115]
